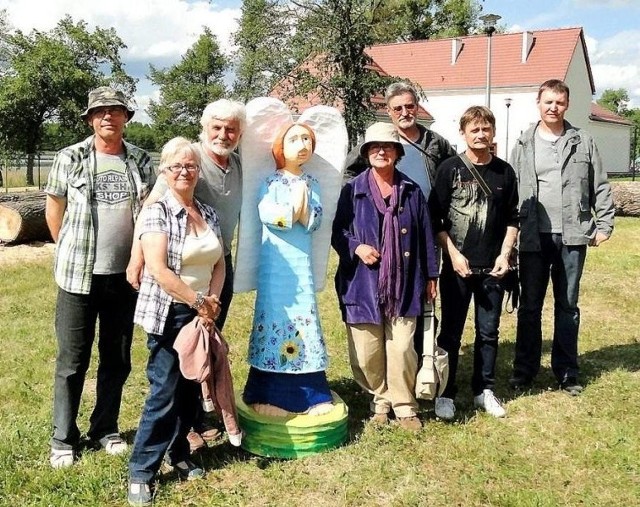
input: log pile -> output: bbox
[0,192,52,244]
[611,181,640,217]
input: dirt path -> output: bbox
[0,241,55,267]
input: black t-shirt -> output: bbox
[430,154,519,268]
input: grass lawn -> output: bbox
[1,218,639,506]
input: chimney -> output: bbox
[452,38,463,64]
[522,31,534,62]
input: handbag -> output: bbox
[459,152,520,312]
[415,300,449,400]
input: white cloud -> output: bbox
[589,30,640,107]
[0,0,241,123]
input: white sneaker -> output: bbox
[434,397,455,420]
[474,389,506,418]
[50,449,74,468]
[100,434,128,455]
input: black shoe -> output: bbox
[559,377,583,396]
[508,375,533,390]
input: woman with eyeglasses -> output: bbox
[332,122,439,432]
[127,137,226,505]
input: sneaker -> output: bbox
[187,431,206,453]
[173,459,204,481]
[434,397,456,421]
[128,482,153,506]
[50,448,74,468]
[474,389,506,418]
[200,427,222,443]
[99,433,128,455]
[397,416,422,432]
[560,377,583,396]
[370,412,389,426]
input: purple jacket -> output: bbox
[331,169,439,325]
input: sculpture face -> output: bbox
[283,124,313,166]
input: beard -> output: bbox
[203,137,236,157]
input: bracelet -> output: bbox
[191,291,206,310]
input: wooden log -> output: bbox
[612,181,640,217]
[0,192,52,244]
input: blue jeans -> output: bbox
[437,262,505,399]
[513,233,587,382]
[129,304,201,483]
[51,274,137,450]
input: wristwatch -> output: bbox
[191,291,206,310]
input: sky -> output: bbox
[0,0,638,123]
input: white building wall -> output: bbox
[420,43,631,172]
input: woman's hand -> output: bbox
[355,244,381,265]
[425,279,438,302]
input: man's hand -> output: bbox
[590,232,609,247]
[126,254,144,290]
[355,244,381,265]
[450,251,471,278]
[489,253,510,279]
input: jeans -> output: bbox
[513,233,587,382]
[217,253,234,330]
[51,274,137,450]
[129,304,201,483]
[437,262,505,399]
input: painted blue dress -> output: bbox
[243,171,332,412]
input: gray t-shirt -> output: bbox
[535,131,563,233]
[397,140,431,200]
[152,144,242,256]
[92,152,134,274]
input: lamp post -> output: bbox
[504,97,512,162]
[480,13,501,109]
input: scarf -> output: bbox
[368,169,403,319]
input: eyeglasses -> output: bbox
[390,103,416,113]
[166,163,199,174]
[368,143,396,153]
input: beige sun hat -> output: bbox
[359,122,405,158]
[80,86,135,121]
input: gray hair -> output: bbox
[159,137,201,171]
[199,99,247,133]
[385,82,420,105]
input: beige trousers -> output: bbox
[346,317,418,418]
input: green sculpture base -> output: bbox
[237,390,349,458]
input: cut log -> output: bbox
[0,192,52,244]
[612,181,640,217]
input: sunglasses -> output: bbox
[391,103,417,113]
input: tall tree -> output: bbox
[232,0,296,101]
[147,28,227,144]
[231,0,482,145]
[0,16,134,185]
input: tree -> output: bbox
[123,122,160,152]
[147,28,227,145]
[232,0,296,101]
[598,88,630,115]
[0,16,135,185]
[231,0,482,146]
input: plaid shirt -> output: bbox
[45,135,155,294]
[134,191,222,335]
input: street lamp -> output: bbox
[480,13,501,109]
[504,97,512,162]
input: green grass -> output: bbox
[1,218,639,506]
